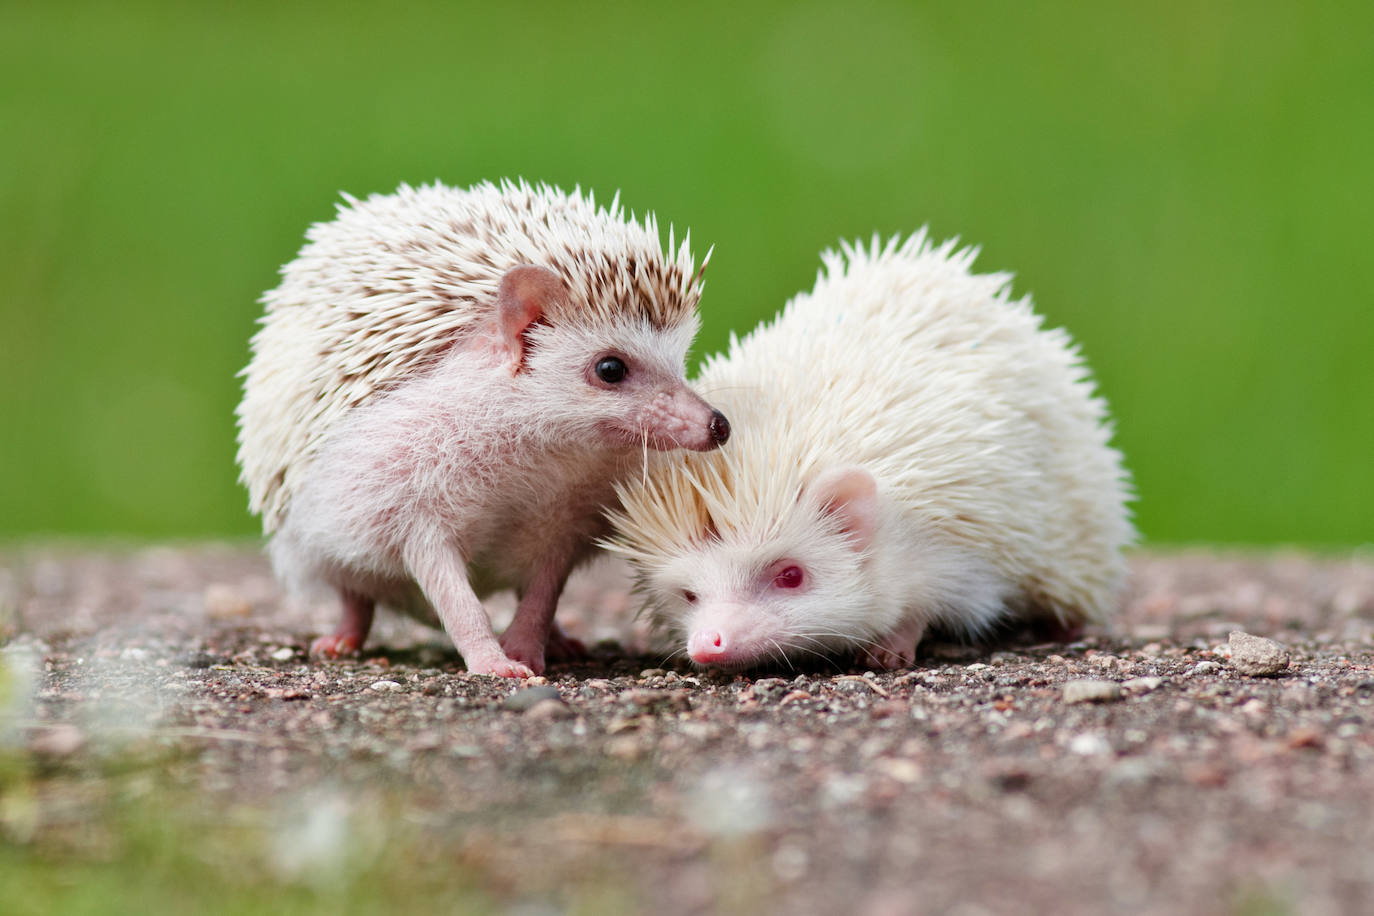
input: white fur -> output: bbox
[607,232,1135,669]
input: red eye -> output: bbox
[772,565,804,589]
[683,590,698,604]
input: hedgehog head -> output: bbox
[484,263,726,452]
[610,452,888,669]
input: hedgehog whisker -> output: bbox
[777,638,840,670]
[769,639,798,673]
[782,633,868,673]
[794,628,888,653]
[656,645,689,667]
[696,383,765,397]
[640,427,650,486]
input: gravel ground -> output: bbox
[3,544,1374,915]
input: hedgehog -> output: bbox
[605,232,1134,671]
[236,180,729,678]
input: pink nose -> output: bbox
[688,629,728,664]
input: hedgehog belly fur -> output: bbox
[270,359,632,623]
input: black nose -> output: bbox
[708,410,730,444]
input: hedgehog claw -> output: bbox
[310,633,363,659]
[470,660,535,679]
[497,633,547,676]
[466,649,536,679]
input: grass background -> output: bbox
[2,0,1370,546]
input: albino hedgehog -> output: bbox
[237,180,729,677]
[607,232,1133,670]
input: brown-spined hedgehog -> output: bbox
[606,232,1133,671]
[236,180,729,677]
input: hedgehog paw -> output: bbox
[466,649,536,679]
[497,633,547,676]
[310,633,363,659]
[861,644,915,671]
[861,621,925,671]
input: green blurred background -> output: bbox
[2,0,1370,546]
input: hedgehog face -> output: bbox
[521,317,728,453]
[646,466,886,669]
[654,522,874,670]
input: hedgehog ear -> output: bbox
[495,264,567,373]
[807,466,878,553]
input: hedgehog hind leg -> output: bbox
[498,553,578,676]
[310,589,376,658]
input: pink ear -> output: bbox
[495,264,567,372]
[808,466,878,552]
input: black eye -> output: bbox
[682,590,698,604]
[595,356,628,384]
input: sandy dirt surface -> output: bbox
[3,544,1374,915]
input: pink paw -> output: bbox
[310,633,364,659]
[861,638,917,671]
[466,649,535,679]
[498,633,547,676]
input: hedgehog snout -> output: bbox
[708,410,730,445]
[687,628,728,664]
[639,387,729,452]
[685,602,771,667]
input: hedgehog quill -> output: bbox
[237,180,728,677]
[607,233,1133,670]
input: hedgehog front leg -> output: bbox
[499,548,578,676]
[310,589,376,658]
[404,536,533,679]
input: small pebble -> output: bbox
[1122,676,1164,694]
[369,680,404,693]
[1228,631,1290,677]
[502,685,562,711]
[270,647,295,662]
[751,678,790,698]
[1189,661,1222,677]
[1068,732,1112,756]
[638,668,668,679]
[1062,680,1124,704]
